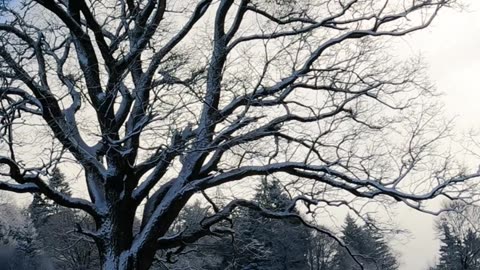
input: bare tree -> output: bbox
[0,0,478,269]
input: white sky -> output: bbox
[394,1,480,269]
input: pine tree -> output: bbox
[436,223,461,270]
[28,168,72,227]
[228,179,310,270]
[158,201,225,270]
[254,179,290,210]
[367,226,398,270]
[332,215,399,270]
[12,217,44,269]
[0,0,9,9]
[435,222,480,270]
[48,168,71,214]
[36,210,100,270]
[28,194,50,228]
[165,180,312,270]
[461,229,480,269]
[25,169,97,269]
[332,215,367,270]
[0,203,48,270]
[48,168,71,195]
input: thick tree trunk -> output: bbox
[99,227,155,270]
[96,194,157,270]
[101,252,133,270]
[99,245,156,270]
[100,243,155,270]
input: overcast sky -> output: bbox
[394,1,480,269]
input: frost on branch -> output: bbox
[0,0,478,269]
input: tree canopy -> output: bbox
[0,0,478,269]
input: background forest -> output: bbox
[0,169,477,270]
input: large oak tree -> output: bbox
[0,0,478,269]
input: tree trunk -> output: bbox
[97,196,157,270]
[100,244,155,270]
[101,252,133,270]
[97,233,155,270]
[99,246,156,270]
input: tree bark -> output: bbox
[96,195,158,270]
[99,245,156,270]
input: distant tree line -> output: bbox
[0,172,399,270]
[0,169,99,270]
[3,170,478,270]
[153,180,399,270]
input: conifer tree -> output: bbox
[26,169,97,269]
[228,179,310,270]
[48,168,71,195]
[0,203,47,270]
[436,223,462,270]
[461,229,480,269]
[364,217,399,270]
[332,215,367,270]
[432,202,480,270]
[164,179,311,270]
[28,193,51,228]
[332,215,398,270]
[434,223,480,270]
[0,0,9,9]
[157,201,224,270]
[28,168,72,227]
[47,168,72,214]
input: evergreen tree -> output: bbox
[25,169,98,269]
[28,194,50,228]
[432,201,480,270]
[0,203,50,270]
[28,168,71,227]
[436,223,462,270]
[0,0,9,9]
[165,180,311,270]
[48,168,71,214]
[35,211,99,270]
[332,215,368,270]
[155,201,225,270]
[48,168,72,195]
[332,215,399,270]
[435,222,480,270]
[461,229,480,269]
[364,217,399,270]
[227,179,310,270]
